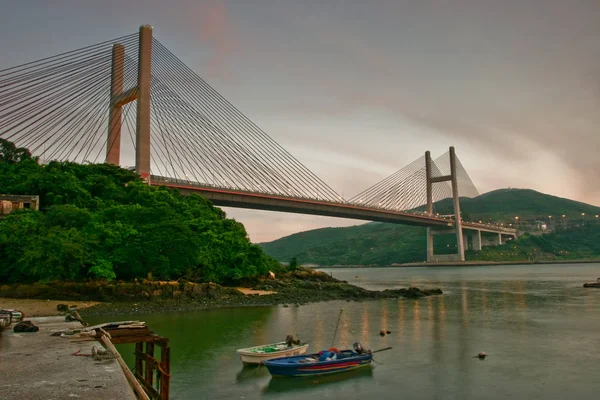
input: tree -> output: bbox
[289,257,298,271]
[0,139,32,165]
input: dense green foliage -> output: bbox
[260,223,457,266]
[0,139,280,284]
[468,224,600,262]
[261,189,600,265]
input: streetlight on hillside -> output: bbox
[582,212,586,226]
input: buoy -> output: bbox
[379,330,386,337]
[475,352,487,359]
[386,330,391,334]
[355,276,358,279]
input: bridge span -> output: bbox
[151,176,518,252]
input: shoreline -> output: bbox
[309,258,600,269]
[1,267,443,318]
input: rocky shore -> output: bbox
[1,267,442,317]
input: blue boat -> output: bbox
[264,349,373,377]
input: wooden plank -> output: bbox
[99,335,150,400]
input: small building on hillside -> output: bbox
[0,194,39,216]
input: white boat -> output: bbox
[236,341,309,364]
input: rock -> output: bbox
[405,287,426,298]
[56,304,68,312]
[283,304,289,308]
[13,321,39,333]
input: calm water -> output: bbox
[92,264,600,399]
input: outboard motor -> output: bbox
[285,334,294,347]
[353,342,364,354]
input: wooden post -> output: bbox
[99,335,150,400]
[135,342,143,379]
[160,344,171,400]
[145,342,155,387]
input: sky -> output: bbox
[1,0,600,242]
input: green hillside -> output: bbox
[422,188,600,222]
[260,189,600,265]
[0,139,280,284]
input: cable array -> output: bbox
[0,33,140,164]
[349,151,479,211]
[144,38,342,201]
[432,151,480,199]
[0,30,480,209]
[0,33,343,202]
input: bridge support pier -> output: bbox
[107,44,125,165]
[472,230,482,251]
[489,233,503,246]
[106,25,152,183]
[426,227,434,262]
[135,25,152,183]
[425,147,465,262]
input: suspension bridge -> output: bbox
[0,25,516,262]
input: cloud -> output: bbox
[249,1,600,205]
[198,0,239,78]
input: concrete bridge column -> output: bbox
[463,232,469,250]
[449,147,465,261]
[426,227,434,262]
[135,25,152,183]
[106,44,124,165]
[472,230,482,251]
[489,233,503,246]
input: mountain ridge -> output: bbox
[259,188,600,265]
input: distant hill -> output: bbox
[259,189,600,265]
[418,188,600,222]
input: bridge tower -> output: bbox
[425,146,465,262]
[106,25,152,183]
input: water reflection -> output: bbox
[262,367,374,395]
[87,264,600,400]
[360,303,370,343]
[236,364,270,383]
[412,300,421,345]
[397,299,405,336]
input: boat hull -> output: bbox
[264,352,373,377]
[237,343,309,364]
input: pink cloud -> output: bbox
[198,0,239,78]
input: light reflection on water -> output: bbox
[89,263,600,399]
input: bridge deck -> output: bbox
[151,176,517,235]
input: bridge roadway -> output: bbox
[151,176,517,237]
